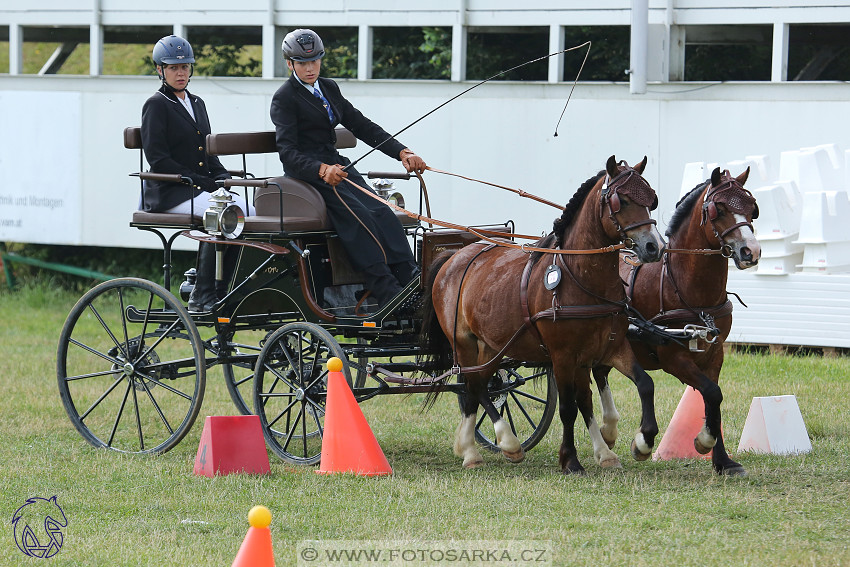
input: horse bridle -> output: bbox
[600,165,658,248]
[701,172,759,255]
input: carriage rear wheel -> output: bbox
[253,322,351,465]
[219,327,267,415]
[459,364,557,453]
[57,278,205,454]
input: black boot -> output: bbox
[362,262,402,308]
[187,243,218,312]
[390,260,421,286]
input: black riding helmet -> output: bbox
[153,35,195,91]
[282,29,325,61]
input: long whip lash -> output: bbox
[345,41,592,171]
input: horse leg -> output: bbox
[592,365,620,449]
[454,391,485,468]
[610,357,658,461]
[477,391,524,463]
[553,366,585,475]
[576,369,621,469]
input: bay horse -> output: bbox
[592,166,760,476]
[422,156,666,474]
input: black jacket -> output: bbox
[270,75,406,181]
[140,86,229,212]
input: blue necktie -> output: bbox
[312,89,335,123]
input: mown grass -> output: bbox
[1,284,848,566]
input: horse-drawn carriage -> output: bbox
[56,126,760,475]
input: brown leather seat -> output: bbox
[245,176,331,233]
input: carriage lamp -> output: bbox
[371,178,405,209]
[203,188,245,240]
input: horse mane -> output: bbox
[665,180,710,238]
[552,171,605,247]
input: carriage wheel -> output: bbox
[219,328,267,415]
[253,322,351,465]
[57,278,205,454]
[459,365,557,453]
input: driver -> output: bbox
[140,35,252,312]
[270,29,425,309]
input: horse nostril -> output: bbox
[646,242,658,255]
[741,247,752,261]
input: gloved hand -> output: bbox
[400,149,426,174]
[319,163,348,186]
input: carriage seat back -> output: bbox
[205,129,357,234]
[125,126,201,226]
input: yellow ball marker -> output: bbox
[327,357,343,372]
[248,505,272,529]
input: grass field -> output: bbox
[1,284,848,566]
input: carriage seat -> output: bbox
[205,129,417,234]
[125,127,203,227]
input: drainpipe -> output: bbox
[629,0,648,94]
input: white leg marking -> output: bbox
[587,416,622,469]
[494,419,521,454]
[453,414,484,468]
[697,424,717,450]
[634,431,652,456]
[597,384,620,447]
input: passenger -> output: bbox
[270,28,425,309]
[140,34,252,312]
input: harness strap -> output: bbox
[650,299,733,327]
[520,251,546,349]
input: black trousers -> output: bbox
[308,168,415,272]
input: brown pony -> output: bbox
[592,167,760,476]
[422,156,666,474]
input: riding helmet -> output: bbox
[152,35,195,66]
[282,29,325,62]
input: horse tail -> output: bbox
[419,249,456,411]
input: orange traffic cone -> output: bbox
[232,506,275,567]
[316,357,392,476]
[653,386,722,461]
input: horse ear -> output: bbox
[606,155,618,177]
[710,167,722,187]
[635,156,648,174]
[737,166,750,186]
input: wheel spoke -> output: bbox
[107,380,133,447]
[79,375,127,421]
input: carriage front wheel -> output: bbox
[253,322,352,465]
[459,364,557,453]
[57,278,206,454]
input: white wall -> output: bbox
[1,74,849,347]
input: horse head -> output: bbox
[703,167,761,269]
[601,155,665,263]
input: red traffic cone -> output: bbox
[316,357,392,476]
[653,386,722,461]
[232,506,275,567]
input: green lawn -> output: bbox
[1,284,848,566]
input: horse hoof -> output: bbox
[562,466,587,476]
[502,448,525,464]
[694,438,713,455]
[631,439,651,461]
[719,464,748,477]
[599,456,622,469]
[463,458,485,469]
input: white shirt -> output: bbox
[177,93,196,121]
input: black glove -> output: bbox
[195,176,219,193]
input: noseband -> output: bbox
[600,166,658,244]
[701,172,758,251]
